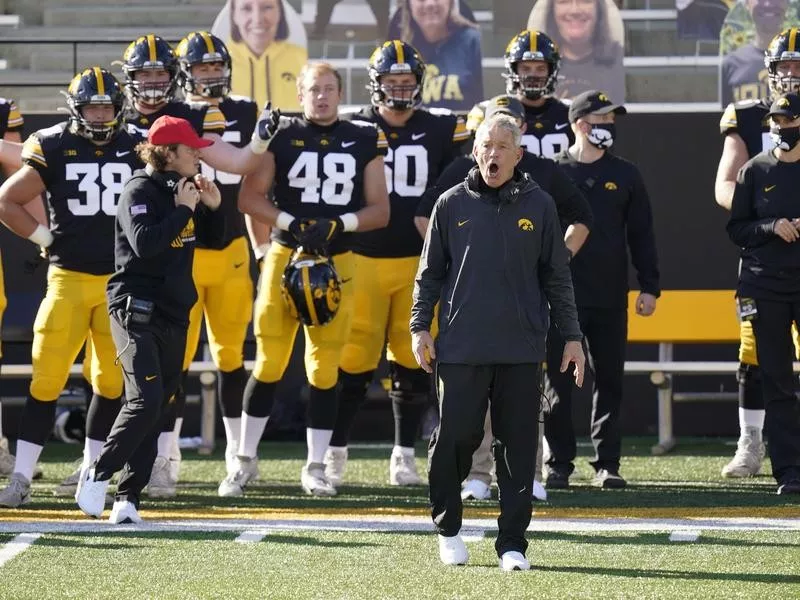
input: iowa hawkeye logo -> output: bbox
[518,218,534,231]
[171,218,196,248]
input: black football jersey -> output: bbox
[125,99,225,138]
[720,99,772,159]
[345,106,469,258]
[270,116,387,255]
[0,98,23,138]
[466,96,573,158]
[195,95,258,249]
[21,122,144,275]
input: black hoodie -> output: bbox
[411,167,583,364]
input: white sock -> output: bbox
[222,417,241,454]
[15,440,43,481]
[307,428,333,465]
[157,431,173,458]
[739,408,765,432]
[170,417,183,461]
[239,414,268,458]
[393,445,415,458]
[83,438,105,467]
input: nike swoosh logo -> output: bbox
[233,262,245,269]
[342,141,356,148]
[145,375,157,381]
[765,185,776,192]
[412,133,426,140]
[554,123,569,131]
[457,219,469,227]
[116,150,131,157]
[225,120,238,127]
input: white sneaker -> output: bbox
[461,479,491,500]
[301,463,337,496]
[168,458,181,485]
[438,534,468,566]
[722,426,766,478]
[53,460,83,497]
[499,550,530,571]
[324,446,348,487]
[532,480,548,502]
[146,456,176,498]
[76,467,109,518]
[389,450,424,486]
[218,456,258,497]
[109,500,142,524]
[0,472,32,507]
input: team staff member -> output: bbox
[546,90,660,490]
[727,92,800,496]
[412,114,584,570]
[414,93,592,502]
[77,116,222,524]
[714,29,800,478]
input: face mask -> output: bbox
[586,123,615,149]
[770,124,800,151]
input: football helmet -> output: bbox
[120,34,178,105]
[503,30,560,100]
[766,28,800,96]
[175,31,232,99]
[367,40,426,110]
[281,250,342,327]
[64,66,126,143]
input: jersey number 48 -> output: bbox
[288,151,356,205]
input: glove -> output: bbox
[299,217,344,253]
[24,246,48,275]
[250,102,282,154]
[287,218,308,245]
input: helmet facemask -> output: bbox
[374,71,422,110]
[504,60,558,100]
[125,66,177,106]
[768,58,800,97]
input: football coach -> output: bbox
[410,113,585,571]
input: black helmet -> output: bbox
[120,34,178,106]
[64,67,126,143]
[175,31,232,99]
[281,250,342,327]
[503,30,560,100]
[766,28,800,97]
[367,40,426,110]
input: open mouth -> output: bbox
[488,163,499,177]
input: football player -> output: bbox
[323,41,469,487]
[220,62,390,497]
[174,31,258,481]
[466,30,572,160]
[0,68,144,507]
[714,28,800,478]
[119,33,276,495]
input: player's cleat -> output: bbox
[0,472,32,507]
[109,500,142,524]
[146,456,176,498]
[461,479,491,500]
[323,446,348,487]
[218,456,258,497]
[389,449,424,486]
[438,534,468,566]
[721,426,765,478]
[532,480,548,502]
[301,463,337,496]
[499,550,530,571]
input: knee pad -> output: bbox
[389,362,431,400]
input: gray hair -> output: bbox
[474,114,522,148]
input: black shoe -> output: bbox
[545,468,570,489]
[777,479,800,495]
[594,468,627,489]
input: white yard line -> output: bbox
[669,530,702,542]
[235,530,269,544]
[0,533,41,568]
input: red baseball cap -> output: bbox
[147,115,214,149]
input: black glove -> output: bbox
[287,218,308,245]
[251,102,281,153]
[299,217,344,252]
[24,247,48,275]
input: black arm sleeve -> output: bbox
[416,157,473,218]
[550,162,593,228]
[625,167,661,298]
[118,185,194,259]
[538,195,582,341]
[411,197,450,333]
[727,163,778,247]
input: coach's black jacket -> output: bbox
[107,167,223,326]
[411,167,583,364]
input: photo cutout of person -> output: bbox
[388,0,484,111]
[677,0,736,40]
[529,0,626,102]
[719,0,799,106]
[211,0,309,110]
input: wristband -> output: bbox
[275,212,295,232]
[28,224,53,248]
[248,135,269,155]
[253,242,269,261]
[340,212,359,232]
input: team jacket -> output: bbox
[107,168,225,325]
[728,150,800,301]
[411,167,582,364]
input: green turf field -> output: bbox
[0,438,798,599]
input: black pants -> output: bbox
[751,299,800,484]
[545,306,627,474]
[428,363,541,557]
[94,310,186,506]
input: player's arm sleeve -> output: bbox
[727,163,776,247]
[719,103,738,136]
[20,133,50,183]
[374,125,388,157]
[119,184,194,258]
[6,100,23,133]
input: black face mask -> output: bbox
[770,124,800,151]
[586,123,616,149]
